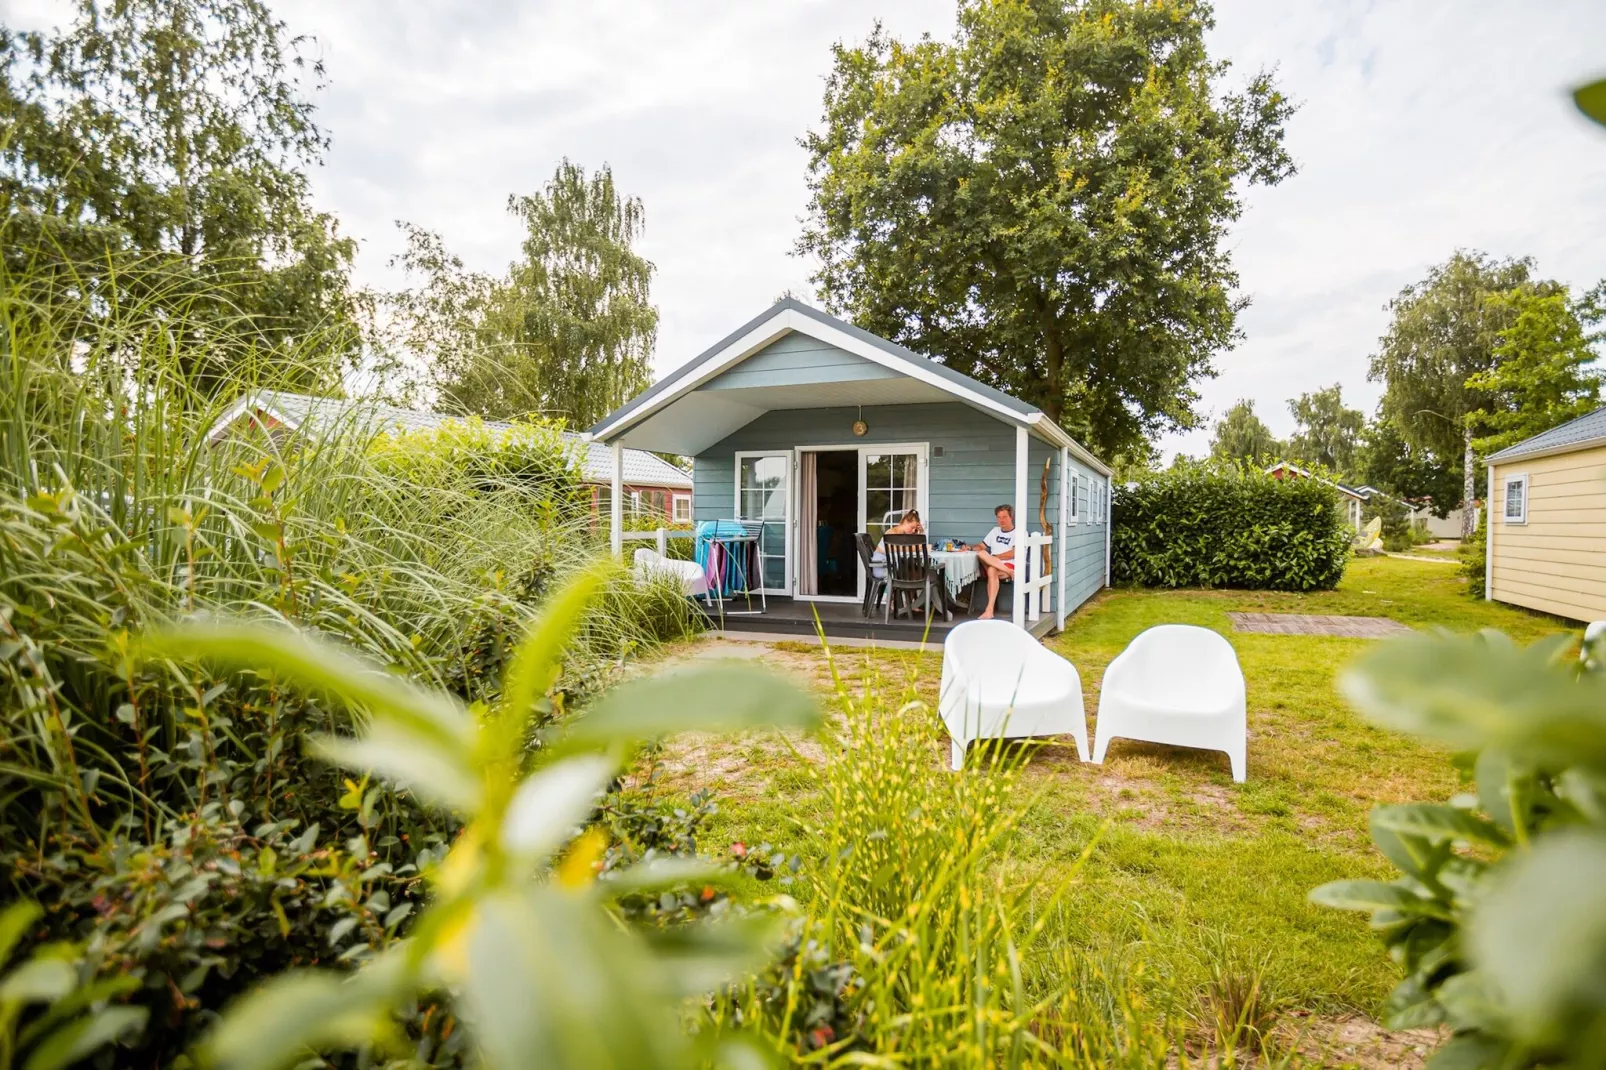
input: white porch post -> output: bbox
[610,441,624,558]
[1485,463,1494,601]
[1013,426,1028,628]
[1104,477,1113,588]
[1056,447,1069,630]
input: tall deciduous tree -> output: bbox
[1208,399,1281,467]
[0,0,360,390]
[392,161,657,427]
[1369,251,1536,537]
[1285,384,1365,477]
[797,0,1295,458]
[1466,283,1603,456]
[1356,417,1462,518]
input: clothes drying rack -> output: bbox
[696,521,767,617]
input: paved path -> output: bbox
[1228,612,1414,638]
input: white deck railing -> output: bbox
[1015,530,1054,625]
[619,527,695,557]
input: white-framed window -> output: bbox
[672,494,691,522]
[1503,474,1528,525]
[1070,474,1079,522]
[629,490,642,517]
[1078,474,1090,520]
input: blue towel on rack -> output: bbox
[695,520,751,596]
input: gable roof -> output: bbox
[213,391,692,489]
[589,298,1111,475]
[1486,406,1606,464]
[1264,462,1368,501]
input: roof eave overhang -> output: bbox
[591,305,1112,474]
[1487,434,1606,466]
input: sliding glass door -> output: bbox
[862,449,923,546]
[735,453,791,594]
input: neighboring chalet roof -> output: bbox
[211,391,692,490]
[1263,462,1368,501]
[588,298,1112,476]
[1485,406,1606,464]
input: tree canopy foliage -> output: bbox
[389,160,657,427]
[1466,283,1603,456]
[1369,251,1602,534]
[1208,399,1280,467]
[798,0,1295,459]
[0,0,361,392]
[1285,384,1365,476]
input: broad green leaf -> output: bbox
[460,888,687,1070]
[1576,79,1606,128]
[258,461,286,495]
[1309,879,1443,917]
[565,663,820,746]
[1468,829,1606,1045]
[205,966,400,1070]
[0,900,43,968]
[140,621,476,756]
[638,913,789,998]
[1372,803,1509,849]
[1424,1030,1511,1070]
[1340,632,1606,768]
[500,564,612,732]
[598,858,738,900]
[501,755,616,862]
[1381,974,1445,1031]
[0,959,75,1004]
[311,722,481,814]
[22,1006,147,1070]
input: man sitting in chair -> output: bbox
[970,504,1016,620]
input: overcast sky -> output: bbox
[10,0,1606,455]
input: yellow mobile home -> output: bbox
[1485,407,1606,622]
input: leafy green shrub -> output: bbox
[1462,509,1488,598]
[0,260,701,1065]
[1112,464,1352,590]
[1312,627,1606,1067]
[144,567,819,1070]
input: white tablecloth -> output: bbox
[930,550,981,602]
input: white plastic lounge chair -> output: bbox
[1584,621,1606,671]
[938,619,1088,771]
[632,547,708,598]
[1092,624,1247,782]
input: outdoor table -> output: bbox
[930,549,981,605]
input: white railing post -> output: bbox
[609,442,624,558]
[1012,427,1028,628]
[656,526,668,557]
[1056,448,1068,630]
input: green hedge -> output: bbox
[1112,464,1352,590]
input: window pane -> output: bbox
[864,455,890,488]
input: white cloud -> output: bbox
[9,0,1606,450]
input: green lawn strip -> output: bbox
[673,558,1579,1034]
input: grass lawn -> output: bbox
[643,557,1575,1061]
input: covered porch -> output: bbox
[589,300,1113,637]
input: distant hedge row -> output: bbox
[1111,465,1352,591]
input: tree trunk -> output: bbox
[1041,323,1064,425]
[1461,424,1476,540]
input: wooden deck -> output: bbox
[695,595,1054,643]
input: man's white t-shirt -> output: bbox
[983,526,1015,559]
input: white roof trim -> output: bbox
[206,392,302,444]
[591,306,1111,475]
[1487,433,1606,465]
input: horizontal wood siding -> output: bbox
[703,331,899,391]
[1489,445,1606,621]
[693,403,1108,618]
